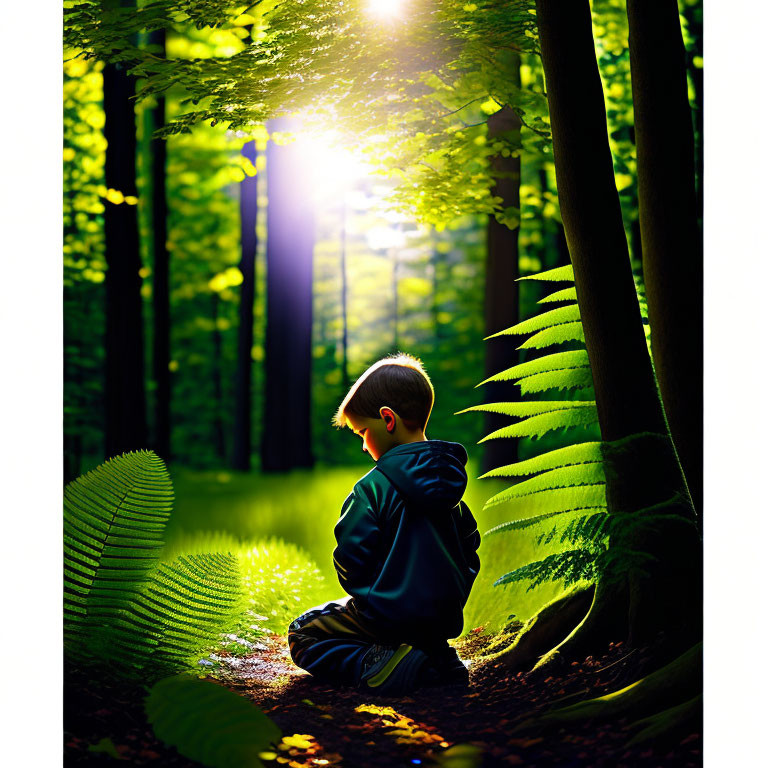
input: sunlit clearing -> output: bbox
[368,0,405,20]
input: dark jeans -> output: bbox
[287,596,462,687]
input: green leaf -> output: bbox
[107,552,246,678]
[479,441,603,478]
[485,506,606,535]
[146,675,281,768]
[485,304,580,338]
[519,322,585,349]
[484,481,606,511]
[478,350,590,385]
[458,400,596,418]
[518,264,574,282]
[538,286,578,304]
[517,366,594,394]
[64,451,173,657]
[490,462,605,499]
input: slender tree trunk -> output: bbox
[149,28,171,464]
[103,50,147,459]
[483,103,522,473]
[261,118,315,471]
[535,0,700,650]
[233,140,258,471]
[626,0,703,514]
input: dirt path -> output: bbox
[64,632,702,767]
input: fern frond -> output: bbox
[478,403,599,441]
[518,321,585,349]
[517,367,594,394]
[490,462,605,500]
[538,286,578,304]
[146,674,281,768]
[106,552,245,677]
[519,264,574,282]
[459,400,595,418]
[485,304,580,339]
[477,350,590,387]
[494,548,598,591]
[479,441,603,479]
[484,481,606,513]
[485,506,605,536]
[64,451,173,654]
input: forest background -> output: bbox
[1,1,766,765]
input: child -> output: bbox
[288,353,481,695]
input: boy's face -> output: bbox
[346,409,398,461]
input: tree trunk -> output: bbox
[261,118,315,471]
[626,0,703,515]
[534,0,700,652]
[149,28,171,464]
[233,140,258,471]
[483,103,522,474]
[103,53,147,459]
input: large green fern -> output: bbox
[64,451,247,679]
[460,263,609,591]
[64,451,173,658]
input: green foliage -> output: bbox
[64,451,173,657]
[486,303,580,338]
[64,451,308,679]
[105,552,245,675]
[146,674,281,768]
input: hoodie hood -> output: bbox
[374,440,469,512]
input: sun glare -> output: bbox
[368,0,405,21]
[301,131,372,201]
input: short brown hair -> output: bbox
[333,353,435,431]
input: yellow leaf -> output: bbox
[105,188,124,205]
[63,147,76,162]
[124,195,138,205]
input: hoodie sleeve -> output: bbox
[457,500,481,577]
[332,484,382,599]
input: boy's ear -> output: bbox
[380,407,396,433]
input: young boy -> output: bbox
[288,354,481,695]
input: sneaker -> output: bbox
[422,646,470,688]
[359,643,429,696]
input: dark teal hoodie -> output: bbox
[332,440,481,644]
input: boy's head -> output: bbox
[333,353,434,460]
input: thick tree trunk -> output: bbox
[233,140,258,471]
[534,0,700,653]
[103,56,147,459]
[149,28,171,464]
[261,118,315,471]
[483,104,522,473]
[626,0,703,515]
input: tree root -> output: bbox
[625,693,702,747]
[478,585,594,673]
[512,641,702,735]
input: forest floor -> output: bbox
[64,630,702,768]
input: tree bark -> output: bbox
[483,103,522,473]
[626,0,703,514]
[233,140,258,471]
[149,28,171,464]
[535,0,700,650]
[103,53,147,459]
[261,118,315,471]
